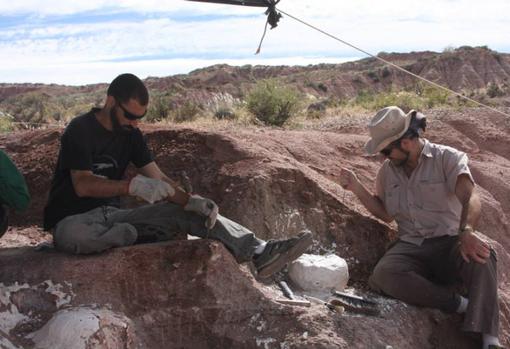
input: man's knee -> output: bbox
[369,262,394,293]
[462,249,498,283]
[369,261,409,297]
[54,218,137,255]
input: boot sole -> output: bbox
[257,233,313,279]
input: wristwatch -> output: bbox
[458,225,474,237]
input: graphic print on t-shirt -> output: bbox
[92,154,119,179]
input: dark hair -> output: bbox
[388,111,427,149]
[400,111,427,139]
[107,73,149,106]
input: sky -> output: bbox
[0,0,508,85]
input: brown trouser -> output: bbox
[369,235,499,336]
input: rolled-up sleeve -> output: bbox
[442,148,474,193]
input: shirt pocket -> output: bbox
[384,184,401,216]
[418,179,448,211]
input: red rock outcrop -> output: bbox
[0,106,509,347]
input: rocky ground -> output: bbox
[0,106,509,348]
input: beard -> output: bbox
[390,149,410,167]
[110,108,134,135]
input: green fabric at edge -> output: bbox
[0,149,30,211]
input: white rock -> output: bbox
[29,307,100,349]
[28,307,134,349]
[288,254,349,292]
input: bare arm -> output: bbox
[455,174,481,231]
[339,168,394,223]
[71,170,129,198]
[455,174,490,263]
[137,162,190,206]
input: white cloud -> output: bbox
[0,56,360,85]
[0,0,508,84]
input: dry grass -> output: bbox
[149,104,374,133]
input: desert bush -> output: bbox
[147,93,173,122]
[206,92,241,121]
[353,90,426,111]
[172,101,202,123]
[214,107,236,120]
[353,83,459,111]
[317,83,328,93]
[246,79,300,126]
[421,86,450,107]
[367,70,379,83]
[0,91,97,125]
[306,100,329,119]
[381,67,391,79]
[486,83,504,98]
[1,92,61,124]
[442,46,456,53]
[0,112,14,133]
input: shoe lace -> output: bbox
[265,239,286,255]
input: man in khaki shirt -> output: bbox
[340,106,501,349]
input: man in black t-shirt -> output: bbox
[44,73,312,279]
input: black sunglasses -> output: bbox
[380,147,393,157]
[118,103,147,120]
[380,139,402,157]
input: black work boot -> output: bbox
[253,231,313,279]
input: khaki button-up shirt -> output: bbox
[375,140,474,245]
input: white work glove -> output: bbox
[128,175,175,204]
[184,194,219,229]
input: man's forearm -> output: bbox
[459,191,481,231]
[455,175,481,232]
[352,182,393,223]
[73,175,129,198]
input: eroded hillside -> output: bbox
[0,106,509,348]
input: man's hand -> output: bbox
[339,168,361,193]
[184,195,219,229]
[129,175,175,204]
[459,228,491,264]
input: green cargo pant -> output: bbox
[53,202,264,262]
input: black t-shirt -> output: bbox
[43,108,153,230]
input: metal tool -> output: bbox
[304,295,344,313]
[180,170,193,194]
[275,299,311,307]
[331,291,380,316]
[278,281,295,300]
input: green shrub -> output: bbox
[246,79,300,126]
[353,90,426,111]
[214,107,236,120]
[367,70,379,82]
[381,67,391,79]
[0,112,14,133]
[147,93,173,122]
[317,83,328,93]
[172,101,201,123]
[486,83,504,98]
[421,86,449,107]
[1,91,96,124]
[352,83,458,111]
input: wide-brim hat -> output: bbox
[365,106,415,155]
